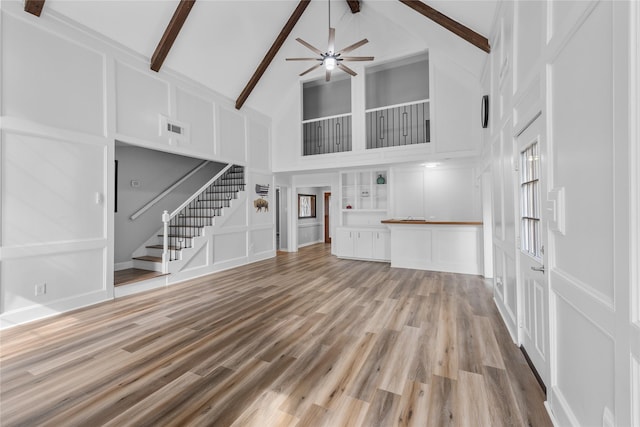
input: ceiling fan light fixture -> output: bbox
[286,0,373,80]
[324,56,336,70]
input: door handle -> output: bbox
[531,265,545,273]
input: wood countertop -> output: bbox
[381,219,483,225]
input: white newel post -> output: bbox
[162,210,170,273]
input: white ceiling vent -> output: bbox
[159,115,190,145]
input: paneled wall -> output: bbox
[484,1,637,425]
[390,163,481,222]
[0,2,272,328]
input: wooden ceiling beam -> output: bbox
[346,1,360,13]
[398,0,490,53]
[150,0,196,72]
[24,0,46,17]
[235,0,311,110]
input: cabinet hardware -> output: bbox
[531,265,545,273]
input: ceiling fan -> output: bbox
[286,0,374,81]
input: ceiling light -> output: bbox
[424,162,439,168]
[324,56,336,70]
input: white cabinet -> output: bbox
[373,230,390,261]
[336,227,390,262]
[336,228,355,257]
[354,230,374,259]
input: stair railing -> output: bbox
[131,160,209,220]
[161,163,244,272]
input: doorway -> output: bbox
[324,192,331,243]
[276,186,289,251]
[516,115,549,390]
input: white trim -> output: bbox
[549,386,581,427]
[114,261,133,271]
[0,290,110,330]
[0,238,107,260]
[298,222,323,229]
[631,0,640,327]
[301,112,352,124]
[632,355,640,427]
[298,239,323,248]
[130,160,208,220]
[493,297,519,343]
[364,99,430,114]
[114,275,168,298]
[544,401,559,427]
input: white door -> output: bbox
[516,116,550,387]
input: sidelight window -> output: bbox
[520,142,541,258]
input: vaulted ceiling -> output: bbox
[34,0,497,116]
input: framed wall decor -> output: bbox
[298,194,316,219]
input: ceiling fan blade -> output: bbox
[300,63,323,76]
[286,57,321,61]
[341,56,374,61]
[328,27,336,54]
[336,38,369,55]
[296,38,324,56]
[337,62,357,77]
[326,68,332,82]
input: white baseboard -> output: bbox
[114,261,133,271]
[0,290,111,330]
[298,239,323,248]
[114,275,168,298]
[549,386,581,427]
[544,401,559,427]
[251,250,276,262]
[493,297,519,343]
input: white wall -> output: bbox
[484,1,637,425]
[390,163,481,222]
[0,2,272,328]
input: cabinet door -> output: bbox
[336,229,355,257]
[354,230,373,259]
[373,231,390,261]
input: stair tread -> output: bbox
[146,244,180,250]
[114,268,168,287]
[132,255,162,262]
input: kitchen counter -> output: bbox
[382,220,483,275]
[381,219,482,225]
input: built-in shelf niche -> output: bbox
[302,76,352,156]
[365,52,431,149]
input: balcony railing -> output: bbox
[366,100,430,149]
[302,114,352,156]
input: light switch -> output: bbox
[131,180,140,188]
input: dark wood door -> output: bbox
[324,192,331,243]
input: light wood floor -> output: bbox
[0,244,552,426]
[114,268,167,287]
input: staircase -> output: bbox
[119,164,245,285]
